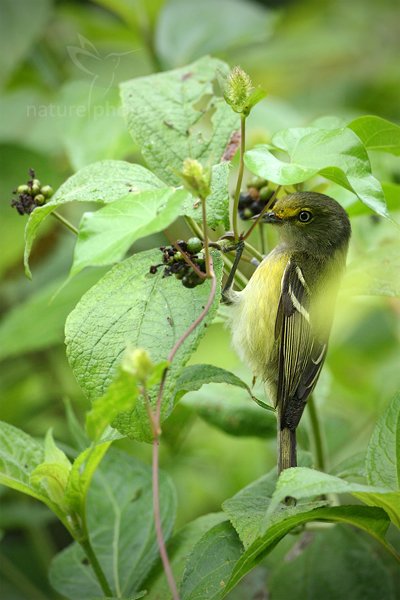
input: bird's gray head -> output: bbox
[261,192,351,255]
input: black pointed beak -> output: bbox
[254,211,282,224]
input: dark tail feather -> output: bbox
[278,426,297,473]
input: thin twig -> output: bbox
[51,210,78,235]
[242,185,281,241]
[232,115,246,242]
[173,241,206,280]
[308,395,326,472]
[152,251,217,600]
[152,438,179,600]
[259,222,266,254]
[201,197,211,278]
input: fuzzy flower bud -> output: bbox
[224,66,266,116]
[181,158,210,200]
[122,348,154,383]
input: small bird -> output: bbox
[227,192,351,472]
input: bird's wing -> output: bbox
[275,259,328,430]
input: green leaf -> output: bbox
[182,162,231,229]
[366,392,400,490]
[145,513,227,600]
[24,160,164,277]
[30,430,74,514]
[49,448,176,600]
[244,126,388,217]
[71,187,190,276]
[265,468,388,518]
[222,470,278,548]
[180,521,244,600]
[353,491,400,529]
[64,441,111,517]
[348,115,400,156]
[174,364,254,403]
[0,421,45,501]
[86,368,139,440]
[225,505,393,596]
[120,56,238,186]
[0,270,103,362]
[181,386,276,438]
[65,249,223,441]
[269,525,397,600]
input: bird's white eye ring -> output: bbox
[298,210,312,223]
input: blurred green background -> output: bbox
[0,0,399,598]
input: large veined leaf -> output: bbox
[180,520,244,600]
[65,249,223,441]
[0,421,45,501]
[49,449,176,599]
[244,126,388,217]
[120,56,238,187]
[181,503,392,600]
[269,526,397,600]
[348,115,400,156]
[70,187,190,276]
[24,160,164,277]
[366,392,400,490]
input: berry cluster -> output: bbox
[238,178,274,220]
[11,169,53,216]
[149,238,206,288]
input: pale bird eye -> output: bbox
[298,210,312,223]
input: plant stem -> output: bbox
[51,210,78,235]
[243,240,263,263]
[308,395,326,471]
[242,185,281,241]
[173,241,206,280]
[151,259,217,600]
[259,222,266,254]
[152,438,180,600]
[80,538,113,597]
[232,114,246,241]
[184,216,248,289]
[201,197,211,278]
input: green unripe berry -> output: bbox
[31,179,41,195]
[187,237,203,254]
[259,186,272,201]
[34,194,46,206]
[173,252,183,262]
[17,184,30,195]
[41,185,53,198]
[242,207,253,219]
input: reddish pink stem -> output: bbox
[152,256,217,600]
[152,438,180,600]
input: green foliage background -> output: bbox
[0,0,399,598]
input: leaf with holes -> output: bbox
[120,56,238,187]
